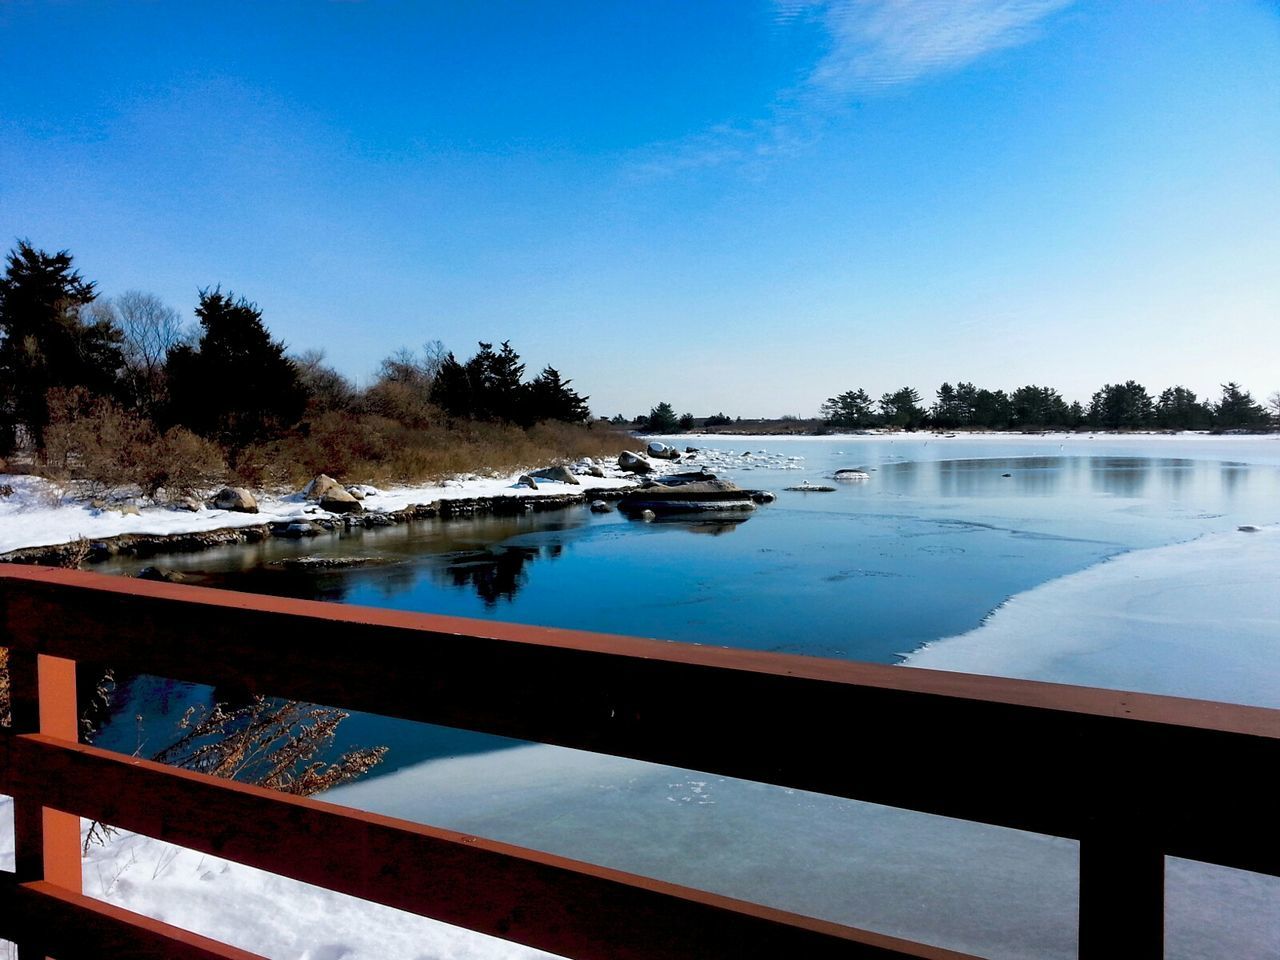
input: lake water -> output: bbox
[94,433,1280,766]
[90,433,1280,959]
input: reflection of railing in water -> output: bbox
[1,565,1276,960]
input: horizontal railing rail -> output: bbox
[0,565,1277,959]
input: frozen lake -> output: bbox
[90,432,1280,959]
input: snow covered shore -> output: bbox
[0,458,666,559]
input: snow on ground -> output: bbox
[0,455,674,557]
[0,794,562,960]
[904,523,1280,707]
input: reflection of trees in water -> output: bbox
[1088,457,1151,497]
[443,546,541,606]
[1219,462,1249,497]
[932,457,1065,497]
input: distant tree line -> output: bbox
[0,240,604,488]
[611,402,700,433]
[821,380,1274,432]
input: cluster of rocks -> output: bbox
[614,442,687,477]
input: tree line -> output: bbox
[821,381,1276,432]
[0,240,604,491]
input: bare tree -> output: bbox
[106,291,187,413]
[293,348,356,411]
[420,338,447,383]
[377,340,447,389]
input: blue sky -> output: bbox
[2,1,1277,417]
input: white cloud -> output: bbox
[630,0,1072,178]
[797,0,1074,98]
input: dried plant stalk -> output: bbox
[153,698,387,795]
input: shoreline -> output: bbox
[0,487,637,566]
[0,454,692,564]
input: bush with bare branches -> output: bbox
[41,388,223,500]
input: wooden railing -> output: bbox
[0,565,1276,959]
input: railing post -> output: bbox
[9,650,83,959]
[1078,829,1164,959]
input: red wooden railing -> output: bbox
[0,565,1276,958]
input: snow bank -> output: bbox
[0,794,561,960]
[903,524,1280,707]
[0,458,664,557]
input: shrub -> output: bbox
[41,388,224,499]
[42,388,157,496]
[143,428,226,499]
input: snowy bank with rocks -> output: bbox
[0,454,685,560]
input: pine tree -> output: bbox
[430,351,474,419]
[0,240,126,452]
[1155,386,1210,430]
[524,365,590,425]
[645,402,680,433]
[1088,381,1154,430]
[1213,382,1267,429]
[820,389,876,428]
[164,288,306,449]
[879,387,925,429]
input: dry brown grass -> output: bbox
[236,415,634,488]
[155,698,387,795]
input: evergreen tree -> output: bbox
[1154,386,1211,430]
[879,387,925,430]
[430,352,474,419]
[1089,381,1154,430]
[931,382,960,428]
[820,388,876,428]
[971,389,1011,429]
[952,382,979,427]
[1010,385,1070,429]
[645,402,680,432]
[488,341,526,423]
[1213,382,1267,429]
[461,342,500,420]
[0,240,125,452]
[524,366,590,424]
[678,412,695,430]
[165,288,306,449]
